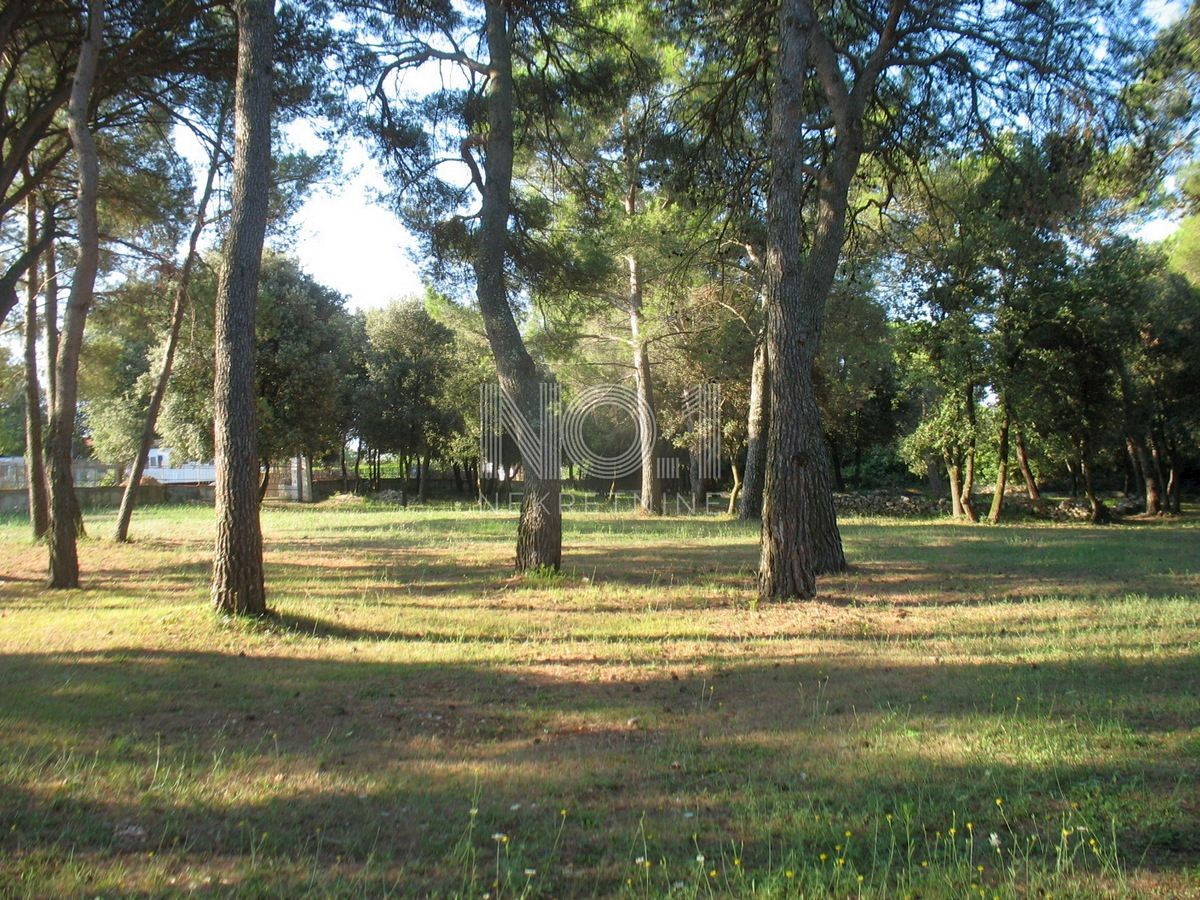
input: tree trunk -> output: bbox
[476,0,560,571]
[1014,429,1039,501]
[42,214,59,413]
[831,443,845,491]
[23,192,49,539]
[960,388,978,522]
[115,112,223,542]
[759,0,852,600]
[628,254,662,515]
[1116,357,1162,514]
[46,0,103,588]
[988,406,1010,524]
[418,453,430,503]
[353,439,363,493]
[258,458,271,502]
[1124,439,1141,498]
[945,451,964,519]
[340,439,348,492]
[728,461,742,515]
[739,333,768,520]
[211,0,274,616]
[1080,452,1110,524]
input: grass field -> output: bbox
[0,502,1198,897]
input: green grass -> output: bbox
[0,502,1198,897]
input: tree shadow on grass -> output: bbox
[0,648,1196,894]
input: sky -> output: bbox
[218,0,1191,313]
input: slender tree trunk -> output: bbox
[211,0,274,616]
[353,440,363,493]
[418,453,430,503]
[728,461,742,515]
[115,114,223,542]
[1164,439,1182,514]
[830,443,845,491]
[257,458,271,502]
[627,258,662,515]
[759,0,852,600]
[1149,433,1170,512]
[476,0,560,571]
[1014,429,1039,501]
[988,406,1010,524]
[739,333,768,520]
[961,389,978,522]
[1080,451,1110,524]
[23,194,49,538]
[1124,439,1141,498]
[42,222,59,419]
[945,451,964,519]
[47,0,102,588]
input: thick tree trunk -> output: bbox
[988,406,1010,524]
[759,0,850,600]
[23,195,49,539]
[739,334,768,520]
[115,116,222,542]
[628,256,662,515]
[46,0,102,588]
[476,0,560,571]
[211,0,274,616]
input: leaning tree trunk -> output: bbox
[988,406,1010,524]
[759,0,851,601]
[23,193,49,539]
[739,333,768,520]
[1079,450,1110,524]
[628,254,662,515]
[211,0,274,615]
[475,0,560,571]
[1015,429,1039,501]
[46,0,103,589]
[115,112,223,542]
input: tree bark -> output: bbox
[1116,357,1162,514]
[211,0,274,616]
[258,458,271,502]
[114,111,223,542]
[1014,429,1039,501]
[23,193,49,539]
[476,0,560,571]
[1080,451,1110,524]
[728,461,741,515]
[418,453,430,503]
[43,205,59,412]
[987,405,1010,524]
[627,253,662,515]
[759,0,853,601]
[46,0,102,588]
[961,388,978,522]
[945,451,964,519]
[739,333,768,520]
